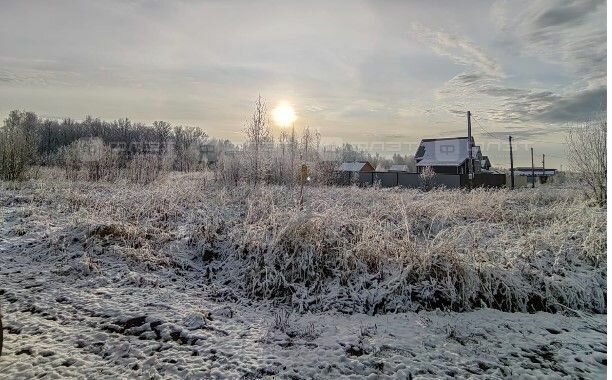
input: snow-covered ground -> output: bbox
[0,175,606,378]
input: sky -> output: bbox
[0,0,606,168]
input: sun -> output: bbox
[272,101,297,127]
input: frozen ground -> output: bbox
[0,176,607,378]
[0,240,606,379]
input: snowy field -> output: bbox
[0,172,606,378]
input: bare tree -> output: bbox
[245,95,271,184]
[301,124,312,160]
[278,129,288,182]
[289,125,297,182]
[567,115,606,206]
[0,112,38,181]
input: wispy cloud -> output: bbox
[413,25,504,78]
[420,0,605,127]
[496,0,606,85]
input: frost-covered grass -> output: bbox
[1,171,606,315]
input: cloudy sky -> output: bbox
[0,0,606,167]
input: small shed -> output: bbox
[388,164,410,172]
[481,156,492,170]
[338,161,375,172]
[375,163,387,172]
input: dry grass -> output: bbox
[1,170,606,314]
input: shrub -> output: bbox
[60,138,120,181]
[419,166,436,191]
[0,113,39,181]
[126,153,161,185]
[567,116,606,206]
[60,138,162,184]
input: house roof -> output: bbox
[375,164,387,172]
[515,167,557,171]
[338,161,372,172]
[388,164,410,172]
[415,137,474,167]
[481,155,491,167]
[514,167,557,176]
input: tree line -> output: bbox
[0,110,219,181]
[3,110,211,164]
[0,104,416,185]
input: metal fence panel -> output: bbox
[333,171,504,189]
[374,172,399,187]
[358,172,374,186]
[398,173,421,188]
[432,174,462,188]
[472,173,506,188]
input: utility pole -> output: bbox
[542,154,545,184]
[509,136,514,189]
[467,111,473,188]
[530,147,535,188]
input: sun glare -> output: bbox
[272,101,297,127]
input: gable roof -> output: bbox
[388,164,410,172]
[338,161,373,172]
[375,163,387,172]
[415,137,474,167]
[481,155,491,168]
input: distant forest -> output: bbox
[2,110,216,163]
[2,110,414,165]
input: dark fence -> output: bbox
[334,171,506,189]
[472,173,506,188]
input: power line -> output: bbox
[471,114,569,148]
[471,115,508,143]
[472,115,504,141]
[469,113,568,170]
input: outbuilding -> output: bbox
[337,161,375,172]
[388,164,410,172]
[514,167,558,184]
